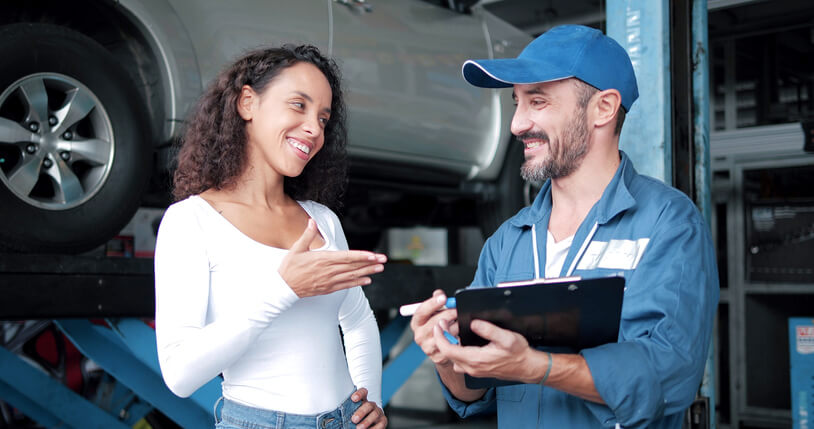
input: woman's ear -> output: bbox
[237,85,256,121]
[593,89,622,129]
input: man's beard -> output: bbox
[519,106,590,182]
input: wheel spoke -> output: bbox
[7,153,44,197]
[48,157,84,204]
[0,117,36,144]
[61,137,111,166]
[53,88,95,135]
[19,77,50,125]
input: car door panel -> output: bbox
[167,0,330,87]
[332,0,492,172]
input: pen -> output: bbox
[399,297,456,317]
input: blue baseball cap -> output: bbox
[462,25,639,112]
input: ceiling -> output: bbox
[479,0,606,35]
[476,0,800,37]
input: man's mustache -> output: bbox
[517,131,549,144]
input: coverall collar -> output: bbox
[509,150,638,228]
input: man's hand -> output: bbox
[434,318,544,384]
[278,220,387,298]
[409,289,487,403]
[350,387,387,429]
[409,290,458,366]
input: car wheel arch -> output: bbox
[0,0,197,147]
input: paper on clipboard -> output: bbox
[496,275,583,288]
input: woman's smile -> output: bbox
[287,136,314,160]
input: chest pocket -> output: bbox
[575,239,649,271]
[496,384,526,402]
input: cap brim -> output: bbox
[462,58,573,88]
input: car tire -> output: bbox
[477,139,541,238]
[0,23,151,253]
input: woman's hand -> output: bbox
[350,387,387,429]
[278,220,387,298]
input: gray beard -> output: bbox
[520,106,590,182]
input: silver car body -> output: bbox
[116,0,530,181]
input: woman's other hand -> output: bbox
[278,220,387,298]
[350,387,387,429]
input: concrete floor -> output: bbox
[388,411,496,429]
[385,330,496,429]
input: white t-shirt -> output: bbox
[154,195,382,414]
[545,230,574,278]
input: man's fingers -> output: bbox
[433,323,467,362]
[411,291,448,326]
[438,318,453,336]
[470,319,513,349]
[448,320,460,337]
[418,341,436,357]
[289,219,318,253]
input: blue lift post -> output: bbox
[608,0,716,427]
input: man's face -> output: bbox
[510,79,591,182]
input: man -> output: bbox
[410,25,719,428]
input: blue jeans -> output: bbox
[214,392,361,429]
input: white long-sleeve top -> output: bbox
[154,195,382,414]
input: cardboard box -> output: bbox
[387,227,447,266]
[113,208,166,258]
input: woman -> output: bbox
[154,45,388,429]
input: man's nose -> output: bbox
[510,107,532,137]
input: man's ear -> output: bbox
[593,89,622,129]
[237,85,256,121]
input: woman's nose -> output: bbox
[302,115,322,136]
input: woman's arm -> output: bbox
[338,286,382,405]
[340,287,387,429]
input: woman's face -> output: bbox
[239,61,332,179]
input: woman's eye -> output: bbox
[291,101,304,109]
[319,117,329,127]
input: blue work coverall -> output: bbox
[442,152,719,428]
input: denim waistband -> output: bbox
[214,390,360,429]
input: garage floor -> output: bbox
[389,412,496,429]
[386,357,496,429]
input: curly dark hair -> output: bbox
[172,44,348,210]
